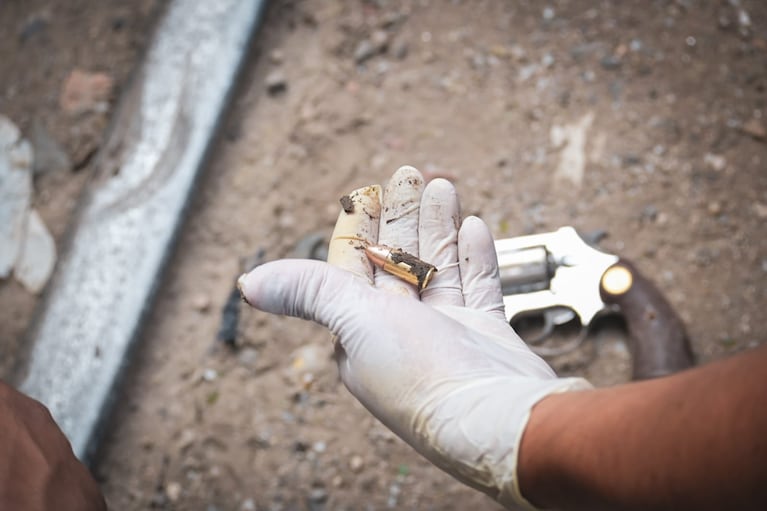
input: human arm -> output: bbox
[519,343,767,511]
[0,380,106,511]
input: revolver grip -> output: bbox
[599,260,695,380]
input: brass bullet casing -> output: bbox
[364,245,437,291]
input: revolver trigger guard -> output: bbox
[529,326,589,358]
[521,313,557,346]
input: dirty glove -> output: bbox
[0,380,106,511]
[238,166,590,509]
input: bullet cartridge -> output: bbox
[364,245,437,291]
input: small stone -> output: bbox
[371,30,389,51]
[741,118,766,140]
[640,204,658,222]
[391,38,409,60]
[59,69,114,115]
[509,44,527,61]
[313,441,327,453]
[14,209,57,294]
[289,344,331,388]
[176,428,196,451]
[265,70,287,95]
[703,153,726,172]
[269,49,285,64]
[192,293,211,312]
[600,55,622,70]
[387,482,401,508]
[332,475,344,488]
[354,39,376,63]
[349,455,365,473]
[753,202,767,219]
[19,14,49,43]
[542,6,555,20]
[237,347,259,368]
[202,368,218,382]
[0,115,33,278]
[354,30,389,64]
[307,485,327,511]
[707,201,723,216]
[165,481,182,502]
[241,498,256,511]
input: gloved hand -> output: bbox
[0,380,106,511]
[239,166,590,509]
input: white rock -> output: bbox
[14,209,56,294]
[551,112,595,187]
[0,115,33,278]
[165,481,182,502]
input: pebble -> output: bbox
[269,49,285,64]
[175,428,197,451]
[265,70,288,95]
[387,482,401,508]
[241,499,256,511]
[707,201,723,216]
[289,344,331,388]
[703,153,726,171]
[354,39,377,63]
[371,30,389,51]
[349,455,365,473]
[18,14,49,43]
[14,210,57,294]
[600,55,622,70]
[753,202,767,219]
[165,481,182,502]
[192,293,211,312]
[237,347,259,368]
[202,368,218,382]
[355,30,389,64]
[0,115,33,278]
[307,486,328,511]
[741,118,766,140]
[59,69,114,115]
[640,204,658,222]
[391,38,409,60]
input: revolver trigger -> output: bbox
[523,310,559,345]
[549,307,576,326]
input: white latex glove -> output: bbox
[239,166,591,509]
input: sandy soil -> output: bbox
[3,0,767,510]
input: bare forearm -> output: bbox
[518,344,767,511]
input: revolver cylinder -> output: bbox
[498,246,553,295]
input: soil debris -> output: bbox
[389,248,437,291]
[339,194,354,213]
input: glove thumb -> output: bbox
[238,259,369,330]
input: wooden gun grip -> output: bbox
[599,260,695,380]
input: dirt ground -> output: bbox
[3,0,767,510]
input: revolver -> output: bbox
[495,227,695,380]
